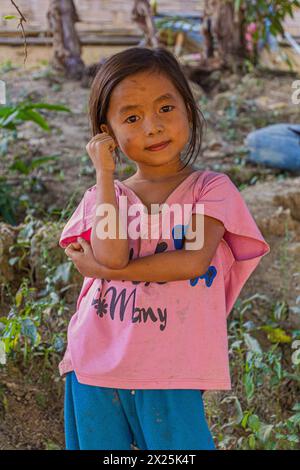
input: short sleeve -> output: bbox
[192,171,271,317]
[59,182,123,249]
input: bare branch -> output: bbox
[10,0,28,65]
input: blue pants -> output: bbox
[64,371,216,450]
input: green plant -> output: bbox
[0,276,68,369]
[9,154,60,175]
[0,101,70,131]
[217,292,300,449]
[0,99,71,224]
[235,0,300,66]
[43,440,62,450]
[0,279,42,366]
[0,213,75,368]
[0,176,17,225]
[235,403,300,449]
[237,0,300,39]
[0,60,17,73]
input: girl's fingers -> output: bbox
[89,133,111,143]
[71,242,82,250]
[90,137,111,145]
[65,242,81,252]
[65,248,71,258]
[65,246,76,257]
[88,133,117,147]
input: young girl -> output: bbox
[59,47,270,450]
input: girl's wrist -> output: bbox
[96,169,115,183]
[94,262,112,279]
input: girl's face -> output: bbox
[101,71,191,169]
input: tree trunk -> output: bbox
[47,0,85,79]
[131,0,161,48]
[202,0,216,60]
[202,0,246,71]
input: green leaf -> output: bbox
[258,424,274,443]
[23,102,71,113]
[286,3,294,18]
[291,348,300,366]
[20,109,50,131]
[248,414,261,432]
[269,24,280,36]
[15,290,23,307]
[3,15,17,20]
[273,300,288,321]
[0,190,17,224]
[0,340,6,365]
[52,262,72,284]
[241,412,249,429]
[244,333,262,353]
[274,360,282,379]
[233,396,244,424]
[244,373,255,400]
[52,335,64,353]
[0,106,14,117]
[9,159,29,175]
[29,154,60,170]
[0,108,19,128]
[0,122,16,131]
[261,326,292,343]
[234,0,242,13]
[284,372,300,383]
[248,434,256,449]
[21,318,39,346]
[288,413,300,427]
[8,256,19,266]
[9,155,60,175]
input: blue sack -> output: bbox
[245,124,300,172]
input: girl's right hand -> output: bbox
[85,132,118,174]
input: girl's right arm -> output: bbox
[86,133,129,269]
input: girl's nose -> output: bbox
[144,115,164,135]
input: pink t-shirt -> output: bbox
[58,170,270,390]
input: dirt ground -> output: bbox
[0,45,300,450]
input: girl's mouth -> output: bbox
[146,140,171,151]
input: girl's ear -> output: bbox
[100,124,108,133]
[100,123,118,147]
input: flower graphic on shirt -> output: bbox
[155,241,168,253]
[172,224,217,287]
[92,291,108,317]
[190,266,217,288]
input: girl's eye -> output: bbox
[160,105,174,113]
[124,105,175,124]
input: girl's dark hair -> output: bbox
[88,47,205,171]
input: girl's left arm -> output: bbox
[67,214,225,282]
[101,249,211,282]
